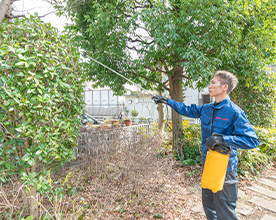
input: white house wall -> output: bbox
[124,95,158,120]
[84,89,123,117]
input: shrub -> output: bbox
[178,123,202,165]
[254,126,276,157]
[0,16,85,216]
[138,116,147,123]
[231,70,276,128]
[237,126,276,175]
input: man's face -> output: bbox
[208,76,227,97]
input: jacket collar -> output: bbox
[213,96,231,109]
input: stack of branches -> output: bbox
[57,130,177,218]
[1,130,184,219]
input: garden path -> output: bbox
[191,169,276,220]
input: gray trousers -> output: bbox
[202,170,239,220]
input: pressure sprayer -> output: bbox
[89,56,198,171]
[201,142,231,193]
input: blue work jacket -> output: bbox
[167,96,259,172]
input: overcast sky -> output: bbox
[13,0,69,31]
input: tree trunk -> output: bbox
[169,68,184,150]
[0,0,13,24]
[157,91,164,140]
[22,186,38,218]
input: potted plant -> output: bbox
[123,118,132,126]
[111,119,119,125]
[102,119,111,129]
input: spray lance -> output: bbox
[87,54,199,171]
[89,57,155,96]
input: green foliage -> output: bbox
[237,126,276,175]
[237,148,269,175]
[178,123,202,165]
[0,16,85,185]
[231,69,276,128]
[130,109,139,117]
[254,126,276,157]
[154,213,163,219]
[138,116,147,123]
[59,0,276,94]
[58,0,276,149]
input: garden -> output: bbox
[1,0,276,219]
[1,118,275,219]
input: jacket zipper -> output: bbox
[210,107,214,135]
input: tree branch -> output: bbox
[5,14,25,19]
[144,65,168,74]
[39,10,56,18]
[128,71,170,92]
[0,0,13,24]
[126,71,160,85]
[171,74,189,83]
[126,45,140,52]
[128,37,154,45]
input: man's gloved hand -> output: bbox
[206,133,224,150]
[152,95,168,104]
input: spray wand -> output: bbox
[89,57,155,96]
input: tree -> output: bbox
[231,68,276,128]
[0,16,85,217]
[60,0,276,147]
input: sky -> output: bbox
[13,0,69,32]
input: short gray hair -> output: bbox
[214,70,238,94]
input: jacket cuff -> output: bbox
[222,135,231,146]
[167,99,173,106]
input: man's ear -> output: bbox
[223,84,228,92]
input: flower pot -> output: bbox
[124,119,132,126]
[111,120,119,125]
[102,124,109,129]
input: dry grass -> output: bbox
[0,127,203,219]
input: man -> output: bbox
[152,70,259,220]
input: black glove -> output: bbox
[206,133,230,154]
[206,133,224,150]
[152,95,168,104]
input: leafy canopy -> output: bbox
[59,0,276,95]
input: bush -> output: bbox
[0,16,85,216]
[178,123,202,165]
[237,126,276,175]
[231,70,276,128]
[255,126,276,157]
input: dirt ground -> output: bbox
[1,140,275,220]
[78,161,276,220]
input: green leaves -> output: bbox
[61,0,275,97]
[0,16,85,188]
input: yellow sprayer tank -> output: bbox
[201,150,230,193]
